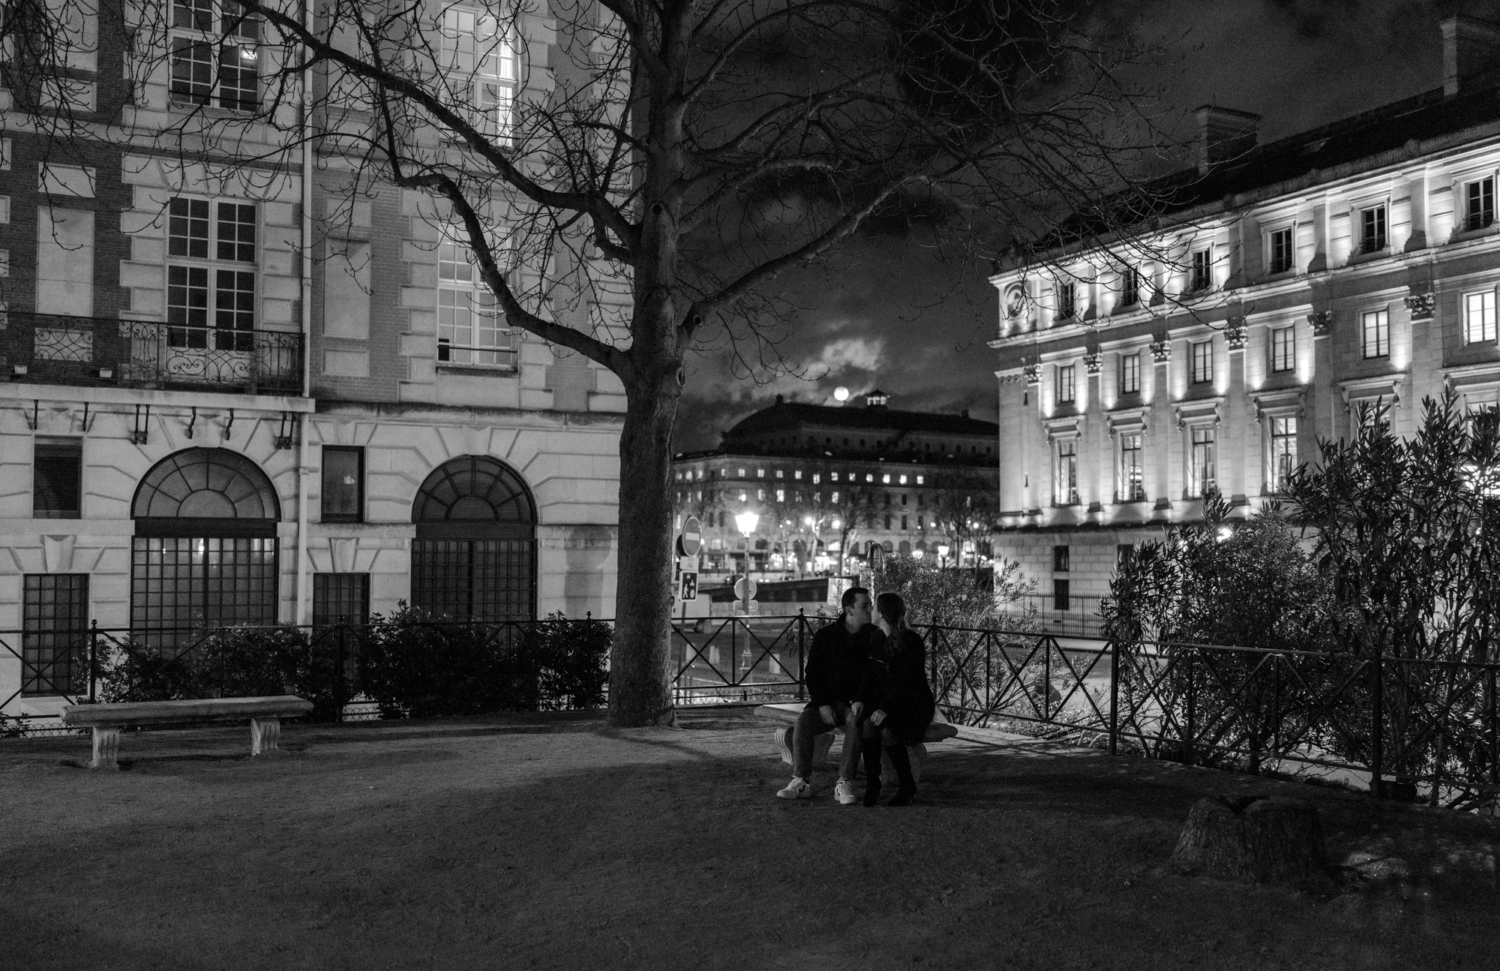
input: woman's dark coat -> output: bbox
[856,627,936,746]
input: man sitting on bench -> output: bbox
[776,585,878,805]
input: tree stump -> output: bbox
[1170,796,1327,884]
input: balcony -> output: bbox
[0,312,303,396]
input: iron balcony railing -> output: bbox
[0,311,304,395]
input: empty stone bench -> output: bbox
[61,696,314,769]
[755,701,958,784]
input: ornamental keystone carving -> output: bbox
[1083,352,1102,375]
[1404,289,1436,321]
[1307,311,1333,337]
[1224,318,1247,351]
[1150,339,1171,363]
[1023,363,1040,385]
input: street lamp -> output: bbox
[735,510,760,580]
[937,543,951,569]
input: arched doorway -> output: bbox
[411,455,536,621]
[131,448,280,641]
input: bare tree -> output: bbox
[9,0,1167,724]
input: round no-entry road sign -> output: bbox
[679,516,703,557]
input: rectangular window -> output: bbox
[169,0,260,111]
[1465,291,1497,344]
[1056,364,1076,404]
[130,536,277,646]
[1120,432,1144,502]
[1467,177,1495,231]
[1268,227,1294,275]
[1190,426,1217,498]
[1056,281,1076,319]
[1190,340,1213,384]
[436,233,517,368]
[1118,267,1139,308]
[167,196,256,351]
[1120,352,1141,395]
[1052,545,1069,572]
[1271,326,1295,373]
[1191,247,1212,291]
[439,7,519,140]
[1359,204,1387,253]
[22,574,89,697]
[1270,416,1297,493]
[1055,441,1078,505]
[901,515,908,530]
[1053,578,1070,612]
[312,572,370,627]
[1116,545,1136,570]
[321,446,364,522]
[33,437,82,519]
[1361,309,1389,359]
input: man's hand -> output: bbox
[849,702,864,721]
[819,705,837,726]
[870,710,887,726]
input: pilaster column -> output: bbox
[1224,319,1249,505]
[1024,364,1042,515]
[1309,312,1337,443]
[1149,339,1173,512]
[1084,352,1103,513]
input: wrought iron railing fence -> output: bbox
[1,311,302,394]
[5,610,1497,809]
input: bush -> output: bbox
[358,604,609,718]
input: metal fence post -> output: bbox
[1109,637,1119,756]
[1371,655,1385,798]
[88,619,98,704]
[1184,649,1196,765]
[797,609,806,700]
[1489,664,1498,796]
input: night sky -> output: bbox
[672,0,1481,452]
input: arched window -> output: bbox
[411,456,536,621]
[131,448,280,641]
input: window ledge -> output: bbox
[435,363,519,376]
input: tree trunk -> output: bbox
[607,366,681,727]
[1171,795,1327,884]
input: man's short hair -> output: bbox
[841,585,870,610]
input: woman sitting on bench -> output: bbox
[852,592,936,807]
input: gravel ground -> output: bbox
[1,707,1497,970]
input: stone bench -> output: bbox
[61,696,314,770]
[755,702,958,785]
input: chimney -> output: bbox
[1195,106,1260,174]
[1441,15,1500,96]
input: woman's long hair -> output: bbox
[876,592,910,634]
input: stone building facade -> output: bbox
[989,14,1500,603]
[0,1,626,716]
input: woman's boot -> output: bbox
[885,744,917,806]
[861,740,883,807]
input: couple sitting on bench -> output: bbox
[776,586,936,807]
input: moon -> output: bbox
[833,386,850,402]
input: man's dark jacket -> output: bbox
[804,617,876,709]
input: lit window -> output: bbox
[1120,352,1140,395]
[1270,416,1297,493]
[830,472,839,482]
[1361,309,1389,359]
[898,475,907,484]
[1055,440,1078,505]
[1271,326,1294,373]
[882,474,890,484]
[1119,433,1144,502]
[1118,266,1139,308]
[1191,247,1212,291]
[794,470,802,480]
[1056,364,1076,404]
[170,0,260,112]
[1465,291,1497,344]
[439,7,519,141]
[1268,227,1294,275]
[831,490,839,503]
[1190,426,1217,497]
[757,468,765,478]
[1359,204,1387,254]
[1190,340,1213,384]
[167,196,256,352]
[812,473,820,484]
[775,488,784,502]
[916,475,923,485]
[865,474,873,483]
[1056,280,1076,319]
[1466,177,1495,231]
[321,446,364,522]
[775,469,784,479]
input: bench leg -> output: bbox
[250,717,281,757]
[772,728,835,769]
[881,742,926,787]
[90,727,121,770]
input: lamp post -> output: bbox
[734,510,759,614]
[937,543,951,570]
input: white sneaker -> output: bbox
[776,777,813,800]
[834,778,858,806]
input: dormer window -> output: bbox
[1359,204,1387,254]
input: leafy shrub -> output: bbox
[358,604,609,718]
